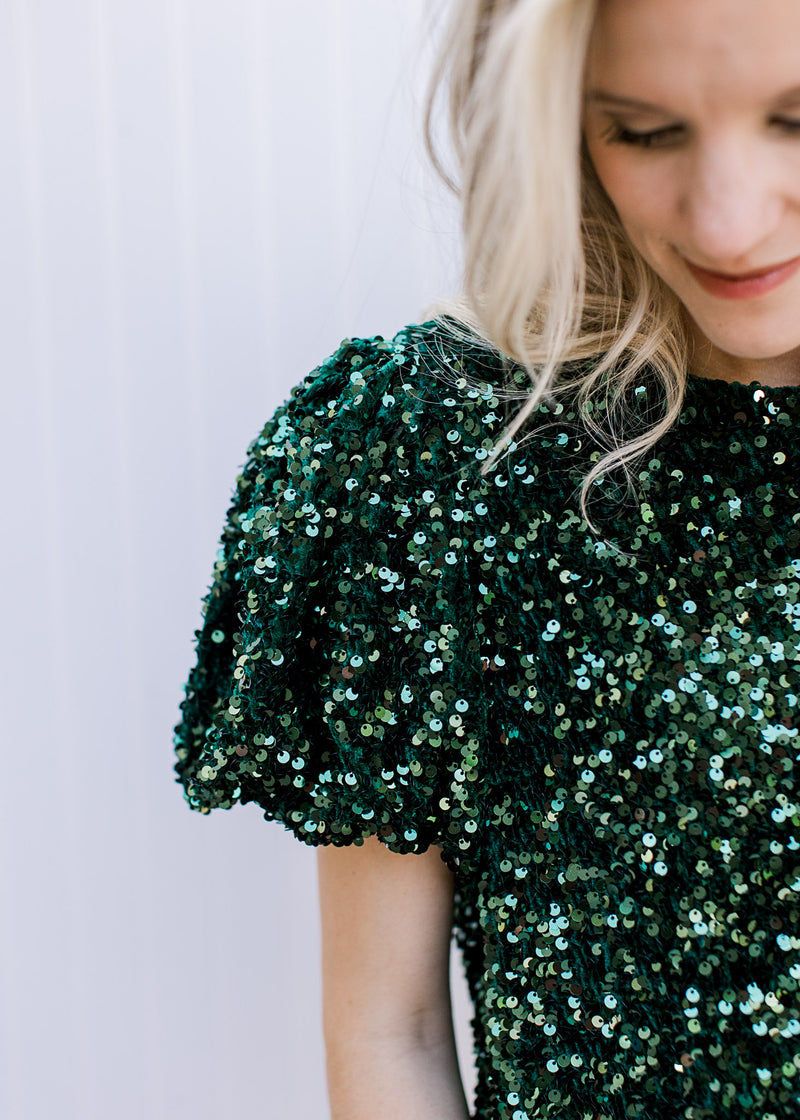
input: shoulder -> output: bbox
[240,316,575,497]
[219,320,598,586]
[253,317,512,447]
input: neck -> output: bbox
[687,328,800,387]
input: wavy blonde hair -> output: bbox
[423,0,692,525]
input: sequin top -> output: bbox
[173,319,800,1120]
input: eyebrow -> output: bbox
[584,91,671,113]
[585,86,800,112]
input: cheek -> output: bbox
[588,145,672,255]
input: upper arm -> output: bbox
[317,836,457,1046]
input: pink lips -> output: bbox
[685,254,800,300]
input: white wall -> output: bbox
[0,2,472,1118]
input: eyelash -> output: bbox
[603,119,800,149]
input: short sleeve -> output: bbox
[173,333,485,869]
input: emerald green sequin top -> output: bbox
[173,320,800,1120]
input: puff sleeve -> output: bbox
[173,334,485,869]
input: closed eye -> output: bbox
[601,118,800,148]
[601,123,684,149]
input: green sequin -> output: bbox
[174,320,800,1120]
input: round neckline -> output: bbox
[686,369,800,395]
[680,367,800,430]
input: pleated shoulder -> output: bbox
[173,322,505,868]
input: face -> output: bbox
[582,0,800,381]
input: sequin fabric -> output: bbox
[174,319,800,1120]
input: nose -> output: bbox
[681,139,782,268]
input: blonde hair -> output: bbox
[423,0,692,526]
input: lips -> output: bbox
[684,254,800,300]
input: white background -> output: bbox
[0,1,473,1117]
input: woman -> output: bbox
[173,1,800,1117]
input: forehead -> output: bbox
[585,0,800,108]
